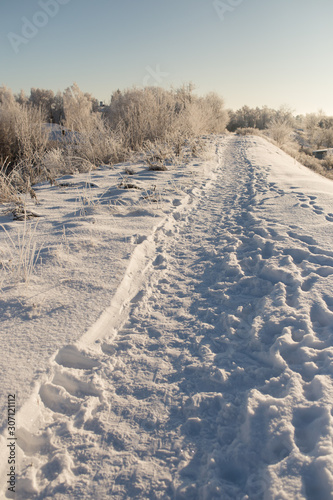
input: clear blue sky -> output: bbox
[1,0,333,115]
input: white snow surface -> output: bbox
[0,134,333,499]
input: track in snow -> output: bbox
[6,136,333,499]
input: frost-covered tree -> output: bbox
[50,91,64,124]
[29,88,55,120]
[15,89,28,106]
[0,86,16,106]
[227,105,276,132]
[200,92,229,133]
[63,83,93,131]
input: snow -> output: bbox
[0,134,333,499]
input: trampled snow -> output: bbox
[0,135,332,499]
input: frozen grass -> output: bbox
[0,218,42,287]
[0,160,22,204]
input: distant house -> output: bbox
[312,148,333,160]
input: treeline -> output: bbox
[1,83,333,202]
[227,105,292,132]
[228,104,333,150]
[227,105,333,178]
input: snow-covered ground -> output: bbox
[1,135,333,499]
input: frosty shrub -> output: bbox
[107,85,228,151]
[235,127,264,136]
[171,88,228,139]
[200,93,229,133]
[298,112,333,150]
[280,142,301,159]
[268,117,293,147]
[0,87,19,163]
[0,87,49,169]
[0,87,50,193]
[0,160,22,204]
[313,128,333,149]
[0,83,229,195]
[62,83,126,166]
[321,152,333,171]
[63,83,94,132]
[107,87,176,150]
[42,148,66,180]
[143,140,175,171]
[276,143,333,180]
[298,152,326,175]
[14,105,49,169]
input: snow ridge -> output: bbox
[2,136,333,499]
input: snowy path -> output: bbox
[3,136,333,499]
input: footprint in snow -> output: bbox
[101,342,116,355]
[288,232,318,246]
[283,247,310,264]
[153,253,167,268]
[313,266,333,278]
[131,234,147,244]
[55,345,101,370]
[310,302,333,328]
[39,383,81,415]
[52,371,102,399]
[16,427,55,455]
[261,241,274,259]
[292,406,327,455]
[131,289,146,303]
[323,295,333,312]
[301,276,318,292]
[303,460,333,499]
